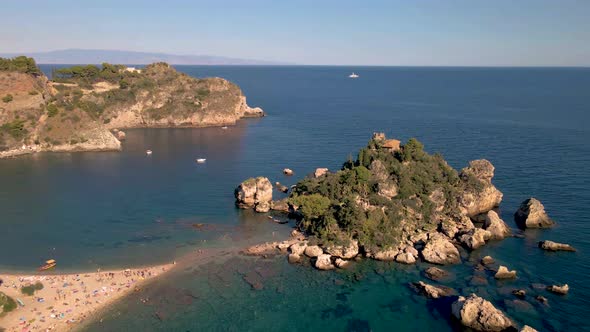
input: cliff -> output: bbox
[0,57,263,158]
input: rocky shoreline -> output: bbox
[236,133,577,332]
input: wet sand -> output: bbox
[0,263,174,332]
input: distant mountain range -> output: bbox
[0,49,287,65]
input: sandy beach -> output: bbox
[0,263,174,332]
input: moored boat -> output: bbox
[38,259,56,271]
[196,158,206,163]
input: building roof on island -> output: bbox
[382,139,401,149]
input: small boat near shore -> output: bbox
[196,158,206,164]
[146,150,153,155]
[38,259,56,271]
[221,126,228,130]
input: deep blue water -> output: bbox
[2,65,590,331]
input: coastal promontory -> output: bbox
[0,56,263,158]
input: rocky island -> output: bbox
[236,133,573,332]
[0,56,263,158]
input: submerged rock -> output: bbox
[483,210,511,239]
[538,240,576,252]
[283,168,294,176]
[315,254,335,270]
[423,267,450,281]
[412,281,455,299]
[451,294,513,331]
[547,284,569,295]
[495,265,517,279]
[422,234,461,265]
[520,326,538,332]
[512,289,526,299]
[514,198,555,229]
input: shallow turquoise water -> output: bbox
[2,66,590,331]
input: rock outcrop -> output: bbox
[459,228,492,250]
[483,210,511,239]
[451,294,513,331]
[421,234,461,265]
[325,240,359,259]
[458,160,503,217]
[538,240,576,252]
[547,284,569,295]
[315,254,335,270]
[495,265,517,279]
[304,245,324,258]
[235,177,273,212]
[514,198,555,229]
[314,168,329,178]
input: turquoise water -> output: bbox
[2,66,590,331]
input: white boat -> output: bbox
[196,158,206,163]
[349,72,359,78]
[221,126,228,130]
[146,150,153,155]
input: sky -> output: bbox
[1,0,589,66]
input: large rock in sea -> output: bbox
[495,265,517,279]
[235,177,273,212]
[514,198,555,229]
[458,160,503,217]
[483,210,511,239]
[451,294,513,331]
[547,284,569,295]
[538,240,576,252]
[421,234,461,265]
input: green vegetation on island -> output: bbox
[288,134,471,252]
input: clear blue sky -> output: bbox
[1,0,589,66]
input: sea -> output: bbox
[1,65,589,331]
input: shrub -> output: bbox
[46,104,59,117]
[28,90,39,95]
[2,94,13,103]
[0,119,27,140]
[119,79,129,89]
[20,282,43,296]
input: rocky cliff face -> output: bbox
[0,61,262,158]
